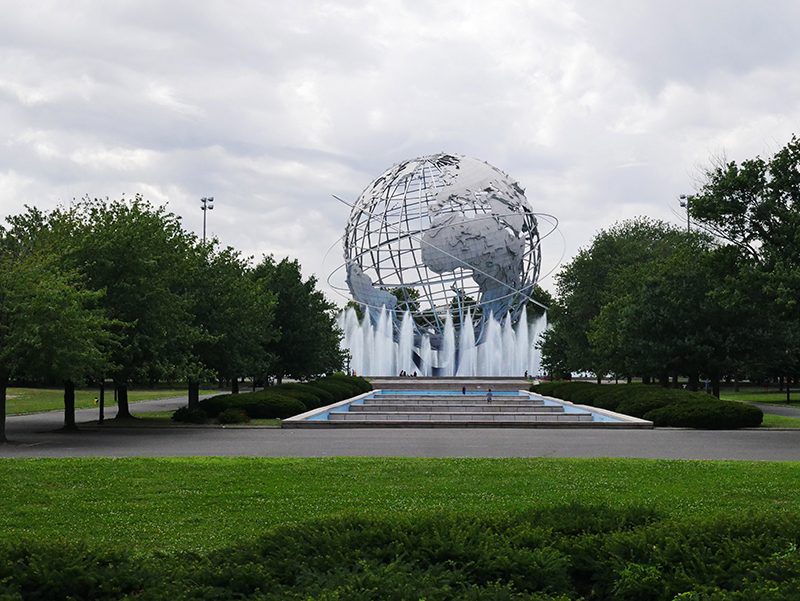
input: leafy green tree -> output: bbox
[50,196,198,419]
[540,218,688,379]
[0,209,113,439]
[589,242,739,395]
[689,136,800,381]
[252,256,343,384]
[186,243,277,404]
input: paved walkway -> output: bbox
[2,396,800,460]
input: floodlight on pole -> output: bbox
[679,194,690,232]
[201,197,214,244]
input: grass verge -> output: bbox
[2,457,800,555]
[760,414,800,428]
[6,387,217,414]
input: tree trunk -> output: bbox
[643,376,651,385]
[779,376,784,393]
[672,374,679,388]
[0,376,7,443]
[99,380,105,424]
[659,373,669,388]
[627,375,632,384]
[188,380,200,408]
[277,374,283,385]
[231,377,239,394]
[116,382,133,419]
[711,371,720,398]
[596,375,601,385]
[63,380,78,430]
[787,377,792,404]
[734,374,740,393]
[688,372,699,392]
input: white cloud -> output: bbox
[1,0,800,300]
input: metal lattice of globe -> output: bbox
[343,152,541,347]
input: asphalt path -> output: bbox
[3,396,800,461]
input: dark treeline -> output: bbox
[0,195,343,441]
[540,136,800,396]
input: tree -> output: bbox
[50,196,198,419]
[0,208,113,439]
[540,218,689,379]
[185,243,277,404]
[252,256,343,383]
[589,242,744,395]
[690,136,800,382]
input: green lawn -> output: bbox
[2,457,800,555]
[720,386,800,405]
[761,413,800,428]
[5,387,218,414]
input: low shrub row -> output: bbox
[3,506,800,600]
[531,381,763,429]
[173,374,372,424]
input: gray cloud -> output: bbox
[2,0,800,302]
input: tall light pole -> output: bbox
[679,194,690,232]
[201,197,214,244]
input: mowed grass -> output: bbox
[720,386,800,405]
[5,387,218,414]
[2,457,800,555]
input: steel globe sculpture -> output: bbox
[343,152,542,354]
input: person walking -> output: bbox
[462,386,466,395]
[486,389,492,403]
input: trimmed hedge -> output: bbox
[531,382,763,429]
[198,391,306,420]
[4,507,800,600]
[330,373,373,394]
[309,379,359,402]
[646,398,764,429]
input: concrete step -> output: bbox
[373,397,532,404]
[328,411,592,423]
[349,403,560,413]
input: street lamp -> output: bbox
[201,197,214,244]
[679,194,690,232]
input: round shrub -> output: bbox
[217,408,251,424]
[331,374,373,394]
[555,382,599,402]
[531,381,566,397]
[645,399,763,429]
[171,406,208,424]
[199,392,307,420]
[570,386,610,405]
[311,380,357,402]
[196,395,231,418]
[272,388,323,410]
[318,376,362,396]
[237,392,307,419]
[300,385,335,406]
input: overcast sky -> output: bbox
[3,0,800,303]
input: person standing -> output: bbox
[486,389,492,403]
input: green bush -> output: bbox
[330,373,373,394]
[309,379,358,402]
[317,376,363,397]
[552,382,598,402]
[196,394,231,418]
[171,406,208,424]
[5,508,800,600]
[645,399,764,429]
[569,386,609,405]
[199,392,307,420]
[530,381,566,397]
[217,408,251,424]
[270,385,323,410]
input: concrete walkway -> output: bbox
[2,395,800,460]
